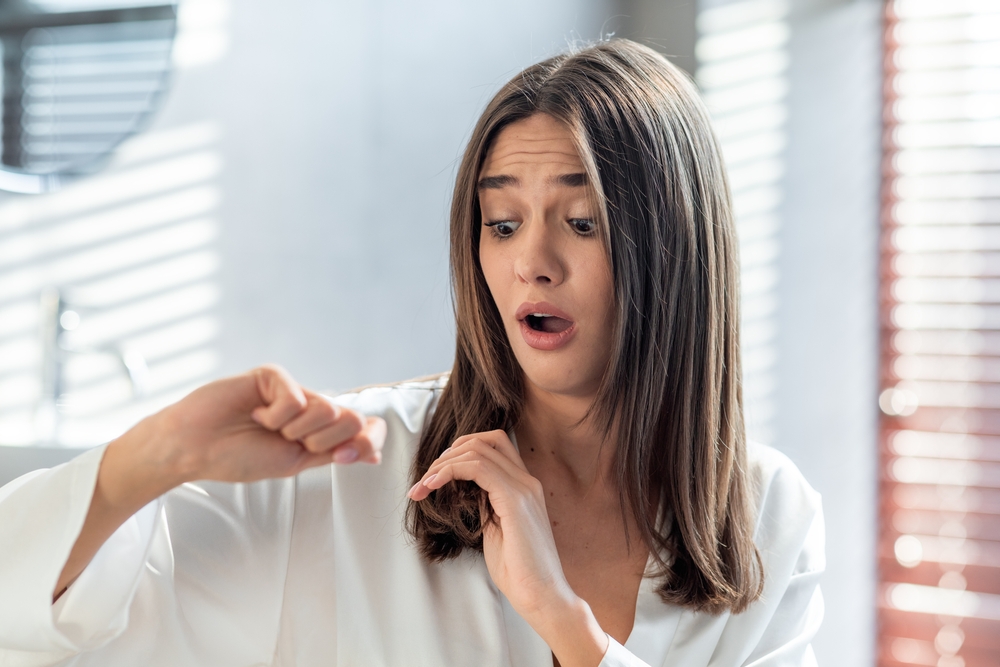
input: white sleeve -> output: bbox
[0,445,159,655]
[51,497,162,651]
[0,445,295,667]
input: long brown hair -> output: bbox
[406,39,764,614]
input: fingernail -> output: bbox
[333,447,359,464]
[407,481,422,498]
[424,473,438,487]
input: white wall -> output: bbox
[203,0,616,392]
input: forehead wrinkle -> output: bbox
[486,133,581,158]
[484,151,584,172]
[487,147,581,161]
[482,127,586,184]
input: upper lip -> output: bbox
[515,301,575,322]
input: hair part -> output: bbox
[405,38,764,614]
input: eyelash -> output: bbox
[484,219,596,240]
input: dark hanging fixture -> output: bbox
[0,0,176,193]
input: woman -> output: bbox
[0,40,823,667]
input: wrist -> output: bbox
[529,593,608,667]
[101,414,187,510]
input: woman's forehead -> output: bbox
[481,114,584,177]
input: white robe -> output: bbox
[0,377,825,667]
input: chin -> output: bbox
[515,351,603,399]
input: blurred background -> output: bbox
[0,0,996,665]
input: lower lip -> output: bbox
[518,319,577,351]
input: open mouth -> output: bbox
[516,302,577,350]
[523,313,573,334]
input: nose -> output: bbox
[513,216,565,286]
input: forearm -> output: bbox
[54,416,182,600]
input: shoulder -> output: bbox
[325,374,449,436]
[745,441,821,515]
[704,445,825,664]
[745,442,825,577]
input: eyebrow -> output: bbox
[556,172,588,187]
[477,174,518,189]
[476,172,588,189]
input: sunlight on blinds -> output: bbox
[881,1,1000,665]
[696,0,788,445]
[0,0,229,447]
[0,121,222,446]
[31,0,231,69]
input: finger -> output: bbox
[423,438,524,483]
[446,432,480,450]
[279,394,340,443]
[287,416,386,472]
[295,408,362,453]
[328,416,386,464]
[410,448,531,502]
[409,457,508,502]
[282,397,362,448]
[251,365,307,430]
[435,433,512,468]
[448,430,527,471]
[472,429,528,471]
[434,434,525,477]
[419,441,491,481]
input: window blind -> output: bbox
[880,2,1000,666]
[0,121,223,446]
[696,0,789,446]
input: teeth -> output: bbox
[530,313,552,318]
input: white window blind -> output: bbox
[0,122,224,446]
[0,0,230,447]
[697,0,789,445]
[880,1,1000,666]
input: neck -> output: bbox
[516,380,616,493]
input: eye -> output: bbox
[484,220,520,239]
[569,218,596,235]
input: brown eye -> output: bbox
[569,218,595,235]
[485,220,520,238]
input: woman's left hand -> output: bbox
[407,430,608,666]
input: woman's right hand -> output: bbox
[54,365,385,600]
[140,364,385,486]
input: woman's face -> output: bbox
[478,113,615,399]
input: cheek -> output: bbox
[581,249,615,330]
[478,240,511,310]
